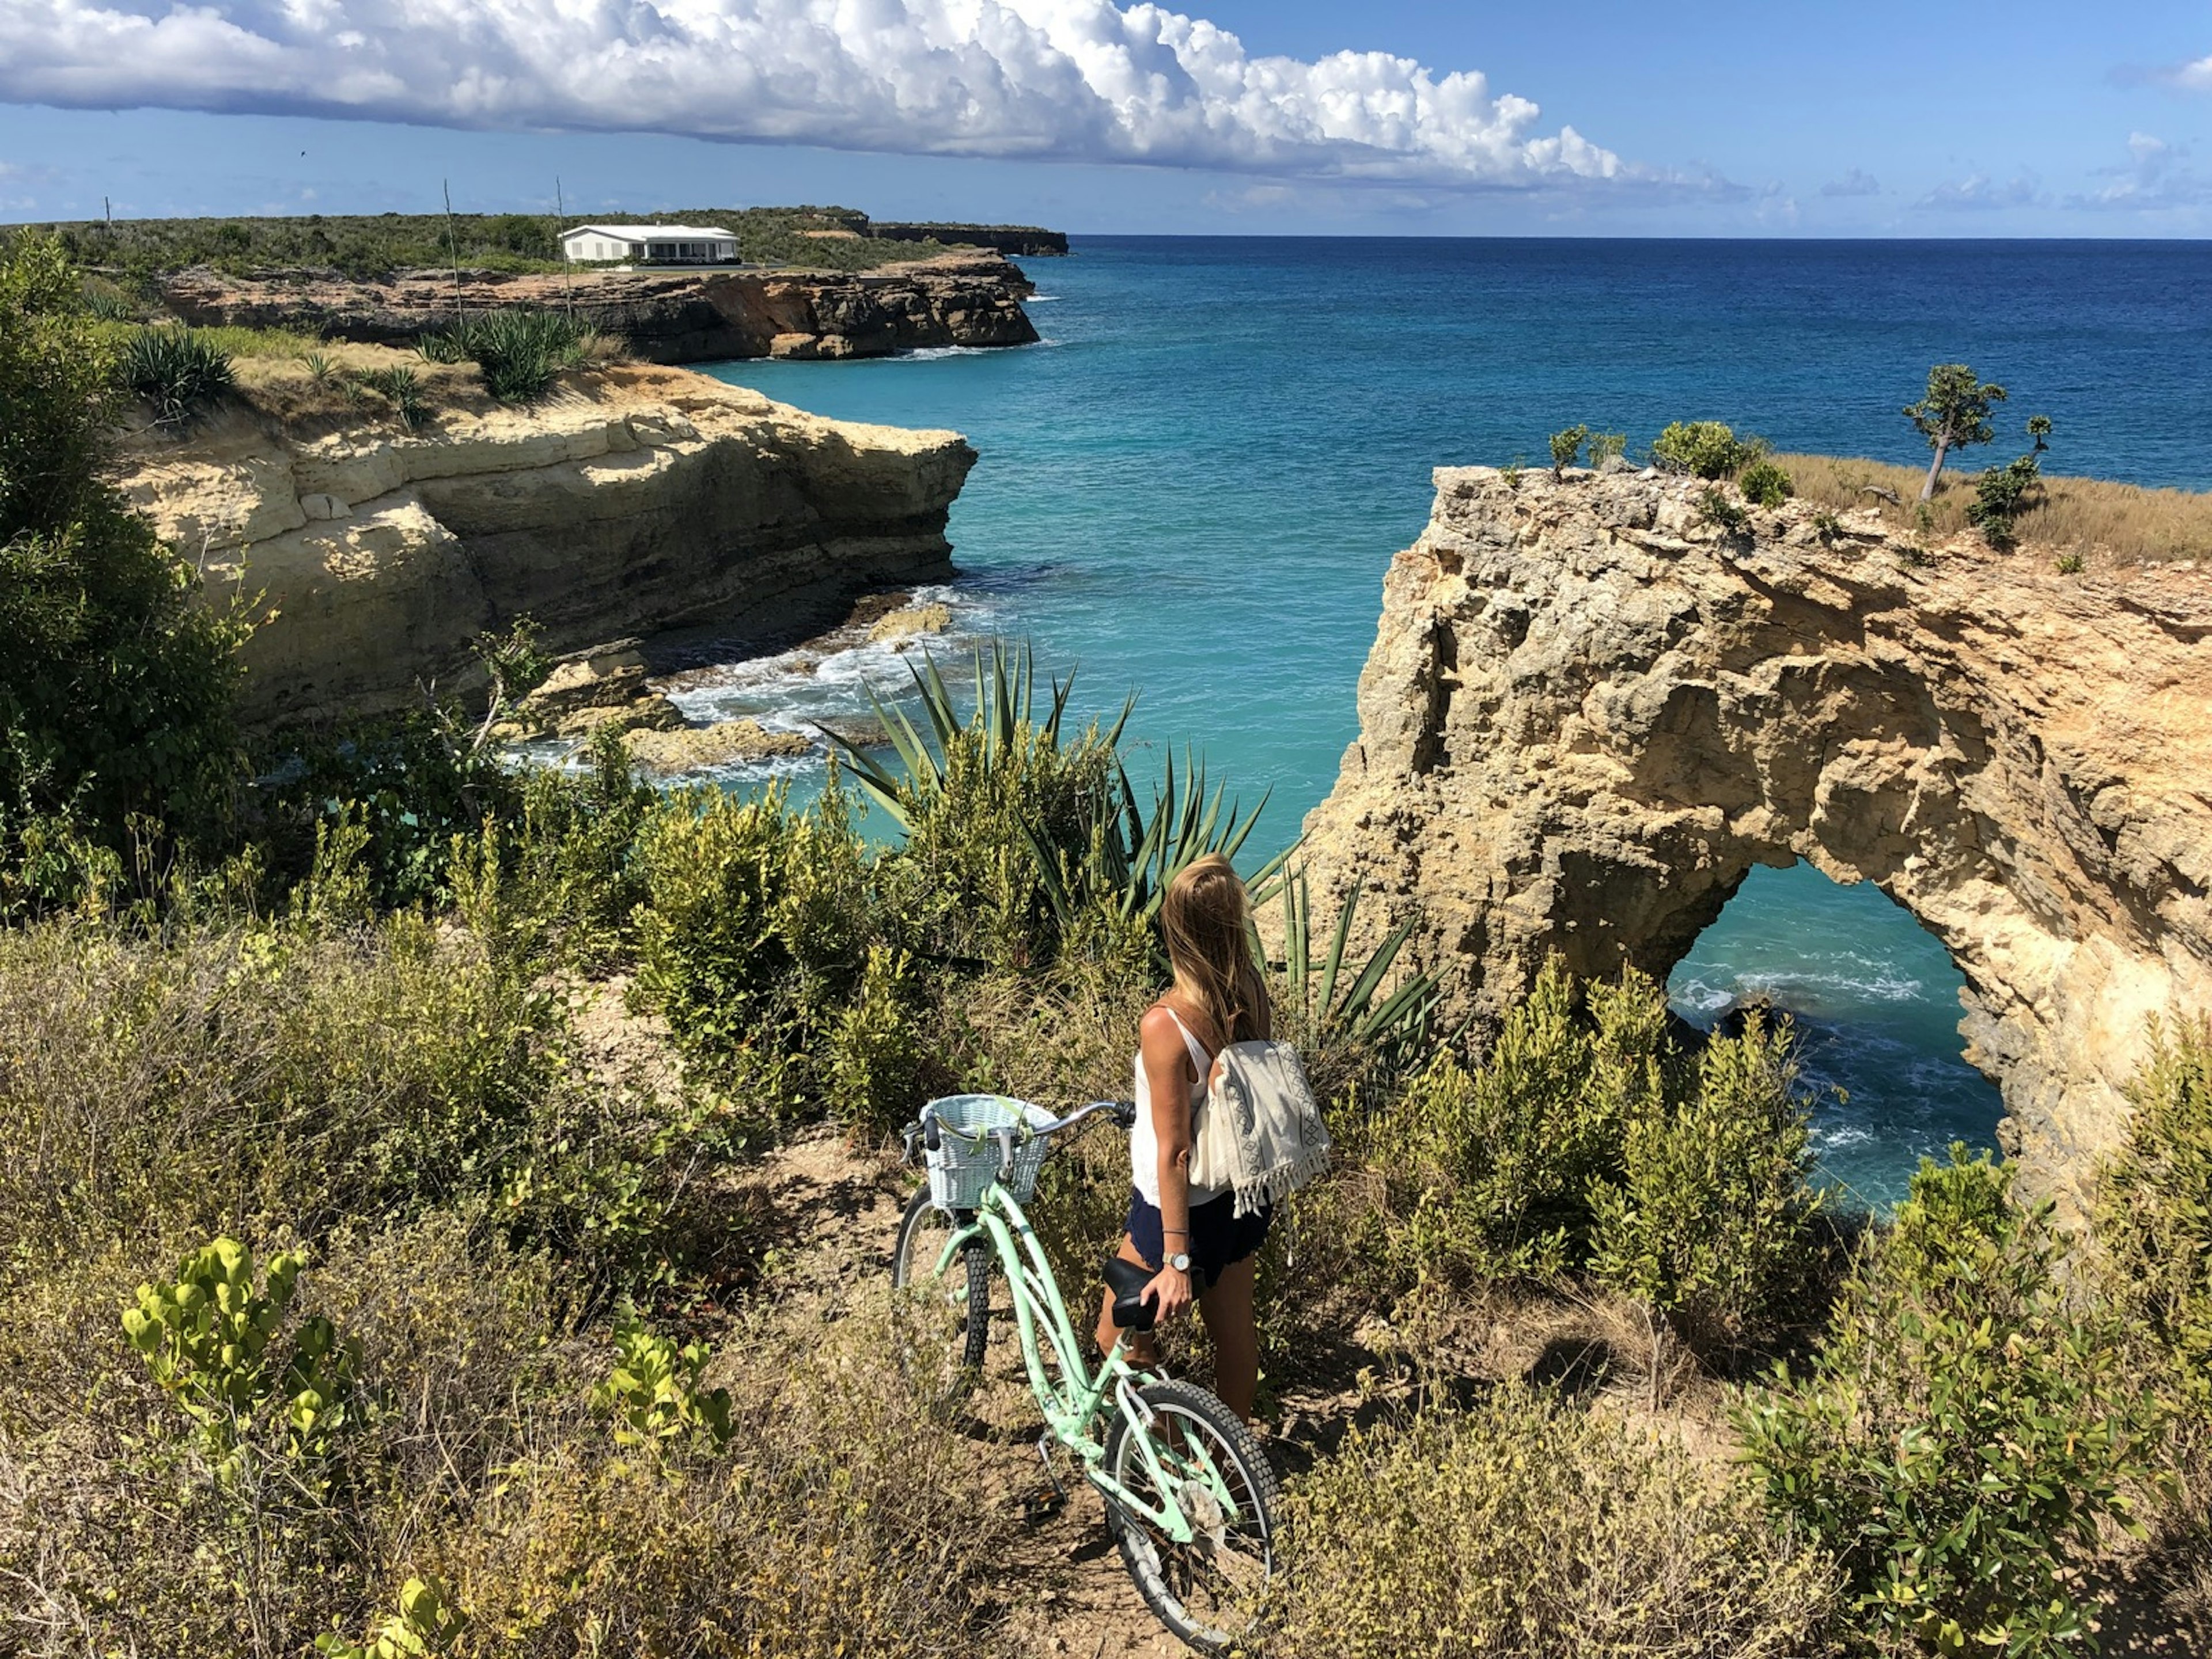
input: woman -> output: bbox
[1094,853,1271,1421]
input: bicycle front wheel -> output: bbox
[1101,1378,1280,1653]
[890,1185,990,1404]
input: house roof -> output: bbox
[562,224,737,241]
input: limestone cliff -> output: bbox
[119,365,975,725]
[156,251,1038,363]
[1300,466,2211,1217]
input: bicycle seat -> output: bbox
[1102,1255,1159,1333]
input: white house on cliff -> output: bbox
[560,225,739,265]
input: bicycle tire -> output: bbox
[890,1185,990,1402]
[1101,1377,1281,1653]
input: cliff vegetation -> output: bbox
[3,235,2209,1656]
[32,203,1063,281]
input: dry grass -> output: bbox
[1777,452,2212,565]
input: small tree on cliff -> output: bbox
[1904,363,2007,501]
[0,235,245,908]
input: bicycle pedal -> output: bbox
[1017,1486,1067,1524]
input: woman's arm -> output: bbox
[1139,1004,1199,1324]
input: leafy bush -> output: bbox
[631,780,877,1110]
[1267,1386,1838,1659]
[1696,486,1751,533]
[1653,420,1760,479]
[1965,453,2044,547]
[2096,1017,2212,1409]
[354,363,432,429]
[592,1306,734,1450]
[122,324,236,425]
[1737,1150,2150,1658]
[123,1236,359,1483]
[0,236,244,908]
[1738,457,1794,507]
[1548,422,1589,476]
[317,1577,465,1659]
[2055,551,2085,575]
[1590,1010,1820,1384]
[1588,430,1628,467]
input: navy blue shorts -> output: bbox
[1124,1187,1272,1290]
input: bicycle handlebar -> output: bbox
[902,1097,1135,1168]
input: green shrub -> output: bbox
[0,236,244,907]
[2096,1017,2212,1409]
[122,324,236,425]
[1548,422,1589,476]
[1590,1011,1820,1377]
[825,943,934,1141]
[1738,457,1794,507]
[1267,1386,1838,1659]
[317,1577,465,1659]
[0,907,728,1289]
[2055,551,2085,575]
[1737,1149,2150,1658]
[1965,453,2044,547]
[1696,486,1751,533]
[1587,430,1628,467]
[631,781,876,1109]
[592,1306,734,1451]
[1652,420,1760,479]
[123,1237,360,1484]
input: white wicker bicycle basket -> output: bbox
[924,1094,1056,1209]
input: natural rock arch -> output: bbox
[1300,467,2212,1218]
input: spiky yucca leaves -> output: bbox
[830,642,1281,971]
[1272,873,1445,1082]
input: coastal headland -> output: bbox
[120,361,975,726]
[155,249,1040,364]
[1298,464,2211,1217]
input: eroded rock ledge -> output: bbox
[121,365,975,725]
[157,251,1039,363]
[1300,466,2211,1215]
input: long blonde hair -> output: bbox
[1161,854,1271,1047]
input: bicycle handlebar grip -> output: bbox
[923,1118,941,1153]
[1112,1100,1138,1130]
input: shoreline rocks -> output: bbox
[1297,465,2211,1219]
[156,251,1039,364]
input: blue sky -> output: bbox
[3,1,2211,235]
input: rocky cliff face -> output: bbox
[119,365,975,725]
[1300,466,2211,1217]
[157,251,1038,363]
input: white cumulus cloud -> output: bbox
[0,0,1627,190]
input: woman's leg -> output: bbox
[1196,1253,1260,1421]
[1096,1234,1162,1366]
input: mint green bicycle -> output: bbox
[891,1094,1279,1653]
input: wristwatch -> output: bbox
[1168,1251,1193,1274]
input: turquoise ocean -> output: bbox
[688,237,2212,1209]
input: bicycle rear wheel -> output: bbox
[1101,1378,1279,1653]
[890,1185,990,1405]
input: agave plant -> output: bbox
[826,642,1283,957]
[1272,871,1447,1069]
[122,326,234,426]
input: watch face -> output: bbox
[1171,1252,1192,1272]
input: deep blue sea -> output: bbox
[694,237,2212,1208]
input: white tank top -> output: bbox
[1130,1006,1228,1207]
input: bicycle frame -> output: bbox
[933,1181,1247,1546]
